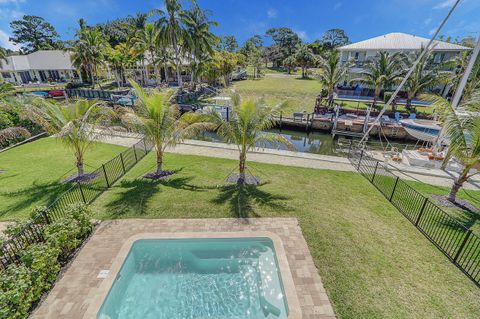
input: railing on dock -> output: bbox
[350,147,480,287]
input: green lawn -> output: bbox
[90,152,480,319]
[231,75,322,115]
[0,138,126,221]
[231,75,435,116]
[405,180,480,235]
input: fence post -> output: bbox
[372,161,378,182]
[78,182,87,204]
[454,230,472,262]
[389,176,399,201]
[102,164,110,188]
[133,145,138,162]
[415,197,429,226]
[120,153,126,174]
[41,209,50,224]
[279,112,283,132]
[357,150,364,170]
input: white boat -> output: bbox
[399,119,442,142]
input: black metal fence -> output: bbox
[0,138,153,269]
[65,89,130,101]
[350,148,480,287]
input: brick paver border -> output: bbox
[31,218,335,319]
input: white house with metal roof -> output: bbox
[338,32,471,72]
[0,50,80,85]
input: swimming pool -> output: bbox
[96,237,293,319]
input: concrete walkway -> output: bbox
[94,130,479,190]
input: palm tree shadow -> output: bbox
[105,175,204,218]
[212,183,290,220]
[0,180,70,218]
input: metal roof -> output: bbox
[339,33,471,51]
[0,50,75,72]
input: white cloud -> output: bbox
[267,8,277,19]
[334,2,342,10]
[424,17,432,26]
[0,0,25,4]
[428,28,437,36]
[434,0,456,9]
[295,30,308,40]
[0,8,24,19]
[0,29,20,50]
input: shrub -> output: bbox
[20,244,60,298]
[0,204,94,318]
[0,264,35,319]
[44,203,93,259]
[0,127,31,148]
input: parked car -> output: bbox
[48,90,65,98]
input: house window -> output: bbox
[354,52,359,60]
[434,53,446,63]
[1,72,11,78]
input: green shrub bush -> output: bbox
[0,204,93,318]
[44,203,93,259]
[0,264,35,319]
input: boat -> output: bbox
[399,119,442,142]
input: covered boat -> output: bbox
[399,119,442,142]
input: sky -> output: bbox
[0,0,479,50]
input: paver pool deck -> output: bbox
[31,218,335,319]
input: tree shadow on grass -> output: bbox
[105,175,204,219]
[212,182,290,220]
[0,180,69,218]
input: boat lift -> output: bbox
[331,105,371,138]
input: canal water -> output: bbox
[195,129,415,157]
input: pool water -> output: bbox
[98,238,289,319]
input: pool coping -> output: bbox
[83,231,302,319]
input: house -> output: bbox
[338,32,471,73]
[0,50,80,85]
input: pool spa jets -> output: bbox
[86,232,301,319]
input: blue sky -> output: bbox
[0,0,478,50]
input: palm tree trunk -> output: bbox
[163,63,168,83]
[238,150,247,184]
[172,33,182,87]
[448,168,469,203]
[156,148,163,174]
[302,67,306,78]
[328,88,334,107]
[154,64,161,86]
[76,156,84,177]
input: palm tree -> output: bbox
[404,52,438,110]
[156,0,189,87]
[0,46,7,68]
[295,45,317,78]
[181,4,218,84]
[206,95,293,184]
[25,99,112,180]
[124,80,209,178]
[317,50,349,106]
[432,88,480,203]
[134,23,161,84]
[356,51,405,107]
[72,28,107,89]
[106,43,136,87]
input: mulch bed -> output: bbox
[431,195,480,214]
[226,174,261,185]
[63,172,99,184]
[144,170,175,180]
